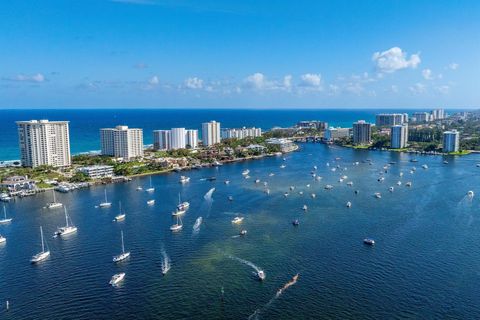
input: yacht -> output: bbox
[46,190,62,209]
[0,194,12,202]
[374,192,382,199]
[0,205,12,224]
[146,177,155,192]
[113,202,126,222]
[31,226,50,264]
[346,201,352,208]
[257,270,266,281]
[363,238,375,245]
[232,216,244,224]
[0,235,6,244]
[54,207,77,237]
[109,273,125,286]
[179,176,190,184]
[113,231,131,263]
[170,216,183,232]
[240,229,247,236]
[147,199,155,205]
[242,169,250,176]
[99,189,112,208]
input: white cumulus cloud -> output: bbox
[148,75,159,85]
[372,47,421,73]
[409,83,426,94]
[422,69,433,80]
[448,63,459,70]
[299,73,322,88]
[184,77,204,89]
[4,73,46,83]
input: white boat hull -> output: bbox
[113,251,131,263]
[31,251,50,263]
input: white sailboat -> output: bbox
[146,177,155,192]
[0,205,12,224]
[113,201,126,222]
[0,235,6,244]
[46,190,63,209]
[173,194,189,216]
[170,215,183,232]
[109,272,125,286]
[99,189,112,208]
[31,226,50,263]
[54,207,77,237]
[113,230,131,262]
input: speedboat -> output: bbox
[346,201,352,208]
[354,190,359,194]
[257,270,266,281]
[240,230,247,236]
[302,205,308,211]
[224,180,230,185]
[179,176,190,184]
[242,169,250,176]
[378,177,385,182]
[255,179,261,184]
[422,164,428,169]
[374,192,382,199]
[298,191,304,195]
[232,217,244,224]
[244,175,250,179]
[113,231,130,263]
[114,213,126,222]
[147,199,155,205]
[347,181,353,186]
[311,193,316,198]
[206,176,217,181]
[363,238,375,246]
[410,159,418,163]
[292,219,299,226]
[325,185,333,190]
[280,165,286,169]
[136,186,143,191]
[306,184,311,188]
[0,235,6,244]
[109,273,125,286]
[315,176,322,181]
[269,173,275,177]
[284,192,289,197]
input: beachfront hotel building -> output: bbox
[390,124,409,149]
[412,112,431,123]
[352,120,372,145]
[431,109,446,120]
[375,113,407,127]
[153,130,171,150]
[16,120,71,168]
[324,127,350,142]
[153,128,198,150]
[100,125,144,160]
[202,120,221,146]
[221,127,262,140]
[443,130,460,153]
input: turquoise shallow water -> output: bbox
[1,143,480,319]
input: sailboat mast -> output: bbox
[121,231,125,253]
[53,190,56,203]
[3,205,6,219]
[104,189,108,202]
[40,226,45,253]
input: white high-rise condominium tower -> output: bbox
[170,128,186,149]
[202,120,221,146]
[390,124,408,149]
[185,129,198,149]
[352,120,372,145]
[100,125,143,160]
[443,130,460,153]
[153,130,171,150]
[17,120,71,168]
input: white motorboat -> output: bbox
[113,231,131,262]
[179,176,190,184]
[147,199,155,205]
[374,192,382,199]
[31,226,50,264]
[325,185,333,190]
[54,207,77,237]
[347,181,354,186]
[46,190,62,209]
[311,193,316,198]
[389,186,394,192]
[397,181,402,186]
[224,180,230,185]
[363,238,375,246]
[109,272,125,286]
[284,192,289,197]
[113,202,126,221]
[280,165,286,169]
[240,229,247,236]
[346,201,352,208]
[232,216,244,224]
[146,177,155,192]
[0,235,6,244]
[405,182,412,187]
[268,173,275,177]
[264,189,270,195]
[290,186,295,191]
[422,164,428,169]
[193,216,203,230]
[99,189,112,208]
[257,270,266,281]
[242,169,250,176]
[467,190,474,198]
[170,216,183,232]
[0,205,12,224]
[302,205,308,211]
[255,179,261,184]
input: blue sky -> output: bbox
[0,0,478,108]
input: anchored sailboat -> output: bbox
[54,207,77,237]
[0,205,12,224]
[31,226,50,263]
[113,201,126,222]
[170,215,183,232]
[46,190,62,209]
[113,230,131,262]
[146,177,155,192]
[99,189,112,208]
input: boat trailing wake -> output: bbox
[204,187,216,200]
[161,248,171,275]
[227,254,261,273]
[248,273,300,320]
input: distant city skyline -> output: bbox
[0,0,479,108]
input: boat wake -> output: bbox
[204,187,216,200]
[161,248,171,275]
[192,216,203,234]
[227,254,261,273]
[248,273,300,320]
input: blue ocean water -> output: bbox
[1,143,480,319]
[0,108,422,160]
